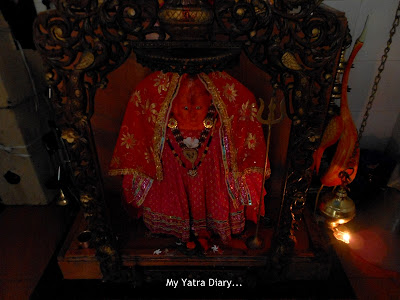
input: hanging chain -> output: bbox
[339,2,400,186]
[357,1,400,143]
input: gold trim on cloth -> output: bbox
[242,166,269,178]
[108,169,148,176]
[238,167,270,206]
[198,73,239,175]
[143,207,191,235]
[152,73,181,181]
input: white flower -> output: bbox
[183,137,200,148]
[211,245,219,253]
[153,249,162,255]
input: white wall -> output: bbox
[33,0,53,14]
[326,0,400,152]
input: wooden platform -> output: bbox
[58,207,332,282]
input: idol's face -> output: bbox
[171,76,212,130]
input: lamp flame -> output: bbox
[333,226,351,244]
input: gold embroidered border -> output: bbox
[206,218,245,239]
[198,73,239,175]
[143,206,187,222]
[108,168,148,177]
[135,177,153,207]
[241,167,269,177]
[237,167,271,207]
[205,210,244,227]
[205,212,244,224]
[152,73,181,181]
[143,207,190,235]
[235,167,271,184]
[109,169,153,205]
[143,207,245,242]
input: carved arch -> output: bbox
[33,0,349,281]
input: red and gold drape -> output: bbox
[109,71,270,243]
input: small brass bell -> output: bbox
[319,186,355,228]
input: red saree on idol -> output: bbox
[109,71,270,244]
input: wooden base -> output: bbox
[58,207,332,283]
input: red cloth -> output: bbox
[110,71,270,243]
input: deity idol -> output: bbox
[109,71,270,246]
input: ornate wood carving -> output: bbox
[33,0,349,282]
[213,1,349,264]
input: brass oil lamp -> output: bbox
[318,186,355,244]
[319,186,355,228]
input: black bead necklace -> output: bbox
[166,104,217,177]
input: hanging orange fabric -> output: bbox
[312,33,365,187]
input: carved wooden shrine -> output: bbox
[33,0,350,285]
